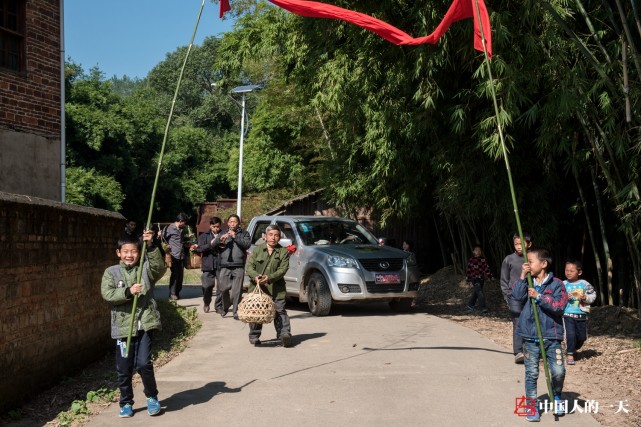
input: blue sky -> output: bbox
[64,0,235,79]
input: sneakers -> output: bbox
[525,406,540,422]
[147,396,161,416]
[566,354,575,365]
[119,404,133,418]
[233,314,239,320]
[281,334,292,348]
[515,352,525,364]
[465,304,475,311]
[249,338,261,346]
[203,304,210,313]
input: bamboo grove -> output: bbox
[65,0,641,311]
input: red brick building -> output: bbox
[0,0,63,200]
[0,1,126,413]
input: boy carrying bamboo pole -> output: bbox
[101,230,167,418]
[511,247,568,422]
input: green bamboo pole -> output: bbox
[474,0,557,413]
[125,0,207,357]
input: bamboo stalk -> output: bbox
[125,0,207,357]
[571,156,605,304]
[614,0,641,82]
[622,36,632,123]
[474,0,556,408]
[575,0,612,63]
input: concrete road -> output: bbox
[87,285,600,426]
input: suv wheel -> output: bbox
[307,272,332,316]
[389,298,413,312]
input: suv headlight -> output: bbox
[327,255,359,268]
[406,253,418,267]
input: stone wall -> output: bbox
[0,192,124,412]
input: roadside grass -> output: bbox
[156,268,201,286]
[2,300,201,426]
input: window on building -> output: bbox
[0,0,25,72]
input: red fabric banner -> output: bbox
[221,0,492,58]
[220,0,231,18]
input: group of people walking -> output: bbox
[103,213,293,418]
[464,232,596,421]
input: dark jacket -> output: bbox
[500,252,525,301]
[195,230,220,272]
[512,273,568,341]
[163,223,185,259]
[246,243,290,300]
[213,227,251,268]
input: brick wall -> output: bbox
[0,191,124,412]
[0,0,62,200]
[0,0,61,136]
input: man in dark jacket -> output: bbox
[212,214,251,319]
[163,212,188,300]
[195,216,223,313]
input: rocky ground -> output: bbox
[416,266,641,427]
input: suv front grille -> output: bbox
[358,258,404,272]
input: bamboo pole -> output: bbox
[124,0,207,357]
[474,0,556,412]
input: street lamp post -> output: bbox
[230,84,263,218]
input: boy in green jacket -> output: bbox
[246,225,291,347]
[101,230,167,418]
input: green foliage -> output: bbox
[65,167,124,211]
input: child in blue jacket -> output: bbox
[511,247,568,422]
[562,259,596,365]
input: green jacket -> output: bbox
[246,243,290,300]
[101,247,167,339]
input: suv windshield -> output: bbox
[295,220,378,246]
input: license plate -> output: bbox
[375,273,401,284]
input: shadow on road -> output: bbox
[161,380,256,413]
[362,345,512,355]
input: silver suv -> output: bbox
[246,215,420,316]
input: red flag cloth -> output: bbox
[220,0,231,18]
[266,0,492,58]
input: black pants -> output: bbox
[468,280,486,309]
[564,316,588,354]
[508,299,524,355]
[116,330,158,406]
[169,256,183,297]
[201,270,217,306]
[249,299,291,340]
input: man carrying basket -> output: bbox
[245,225,292,347]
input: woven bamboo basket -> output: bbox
[238,283,275,324]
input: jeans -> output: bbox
[564,317,588,355]
[249,298,291,340]
[116,330,158,406]
[468,280,486,309]
[169,256,184,297]
[523,339,565,401]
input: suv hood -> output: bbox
[311,244,408,259]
